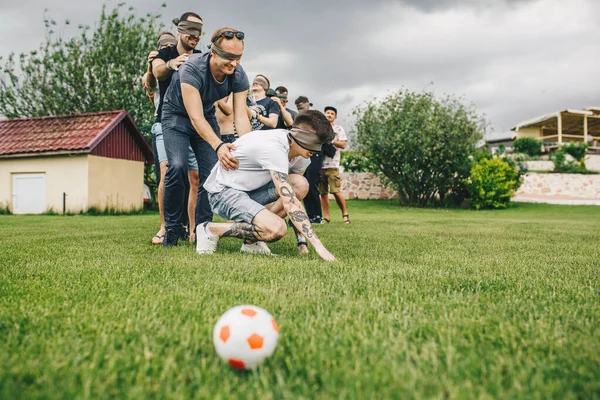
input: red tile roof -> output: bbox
[0,110,152,163]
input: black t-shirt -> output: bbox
[162,52,249,120]
[276,107,298,129]
[154,46,201,123]
[248,97,280,131]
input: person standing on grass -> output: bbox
[319,106,350,224]
[142,24,201,244]
[197,110,336,261]
[295,96,325,224]
[161,27,251,247]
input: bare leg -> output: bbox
[152,161,169,244]
[320,194,330,221]
[333,192,350,224]
[188,169,199,242]
[333,192,348,216]
[208,208,287,243]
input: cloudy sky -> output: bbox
[1,0,599,137]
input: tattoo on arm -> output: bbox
[273,171,289,183]
[222,223,263,241]
[301,223,317,239]
[288,210,308,223]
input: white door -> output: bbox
[13,173,46,214]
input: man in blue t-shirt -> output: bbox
[246,74,279,131]
[161,27,252,247]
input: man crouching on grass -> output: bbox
[197,110,336,261]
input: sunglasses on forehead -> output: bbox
[212,30,245,43]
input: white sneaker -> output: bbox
[196,223,218,254]
[240,241,272,255]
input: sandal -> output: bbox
[323,218,330,223]
[343,214,351,224]
[151,234,165,245]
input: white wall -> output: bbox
[0,155,89,213]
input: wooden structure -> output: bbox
[512,107,600,151]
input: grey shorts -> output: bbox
[152,122,198,170]
[208,181,278,224]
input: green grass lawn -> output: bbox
[1,201,599,399]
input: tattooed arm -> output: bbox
[270,170,336,262]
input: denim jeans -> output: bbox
[162,112,220,231]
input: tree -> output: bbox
[0,2,165,137]
[353,89,484,207]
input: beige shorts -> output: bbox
[319,168,342,195]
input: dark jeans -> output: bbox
[303,153,324,220]
[162,113,220,232]
[152,125,190,227]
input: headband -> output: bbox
[289,128,324,153]
[211,43,242,61]
[157,35,177,49]
[173,18,203,36]
[253,76,269,92]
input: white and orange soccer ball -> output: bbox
[213,305,279,369]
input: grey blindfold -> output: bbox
[289,128,325,153]
[174,19,203,37]
[211,43,242,61]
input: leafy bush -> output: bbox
[468,157,520,210]
[353,89,484,207]
[513,138,541,157]
[563,143,588,163]
[340,151,374,172]
[553,143,589,173]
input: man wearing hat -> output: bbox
[197,110,336,261]
[320,106,350,224]
[246,74,279,131]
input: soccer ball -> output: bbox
[213,305,279,369]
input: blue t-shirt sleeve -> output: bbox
[179,61,204,92]
[233,66,250,93]
[267,99,280,116]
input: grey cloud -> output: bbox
[1,0,599,133]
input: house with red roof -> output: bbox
[0,110,153,214]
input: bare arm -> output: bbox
[216,94,233,116]
[272,97,294,127]
[152,54,189,81]
[181,82,239,170]
[151,58,170,81]
[234,91,252,136]
[333,139,347,149]
[259,113,279,129]
[270,170,336,261]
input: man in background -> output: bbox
[295,96,324,224]
[319,106,350,224]
[274,86,297,129]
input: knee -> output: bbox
[263,219,287,242]
[290,175,309,200]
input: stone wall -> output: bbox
[332,171,600,205]
[334,172,399,200]
[585,154,600,172]
[514,173,600,205]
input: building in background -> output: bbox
[0,111,153,214]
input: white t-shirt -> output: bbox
[322,124,347,169]
[204,129,311,193]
